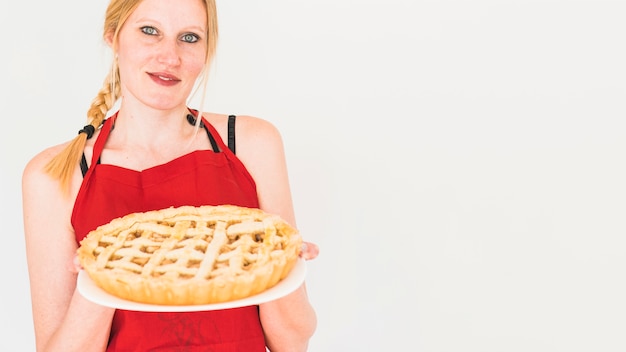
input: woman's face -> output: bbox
[113,0,207,111]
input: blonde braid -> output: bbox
[45,65,120,195]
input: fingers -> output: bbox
[299,241,319,260]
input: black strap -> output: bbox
[205,127,220,152]
[227,115,236,154]
[80,153,88,176]
[80,154,101,177]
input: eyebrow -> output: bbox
[187,26,207,34]
[134,18,207,34]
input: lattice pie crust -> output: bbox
[77,205,302,305]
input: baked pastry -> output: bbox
[77,205,302,305]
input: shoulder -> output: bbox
[22,140,83,202]
[237,115,283,143]
[23,142,70,182]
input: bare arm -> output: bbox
[234,116,317,351]
[22,146,115,352]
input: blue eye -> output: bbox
[141,26,158,36]
[181,33,199,43]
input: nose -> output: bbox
[156,38,181,66]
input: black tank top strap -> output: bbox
[80,154,89,177]
[204,126,220,152]
[80,154,88,176]
[227,115,236,154]
[81,154,102,177]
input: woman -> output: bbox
[22,0,318,350]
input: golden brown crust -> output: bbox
[77,205,301,305]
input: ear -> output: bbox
[104,29,115,48]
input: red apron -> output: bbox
[72,114,267,351]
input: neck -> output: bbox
[109,106,198,151]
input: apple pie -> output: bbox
[77,205,302,305]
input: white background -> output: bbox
[1,1,625,351]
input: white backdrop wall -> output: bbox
[2,1,625,351]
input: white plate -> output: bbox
[77,259,306,312]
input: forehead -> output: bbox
[128,0,207,31]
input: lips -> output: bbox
[148,72,181,86]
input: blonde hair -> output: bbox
[45,0,218,194]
